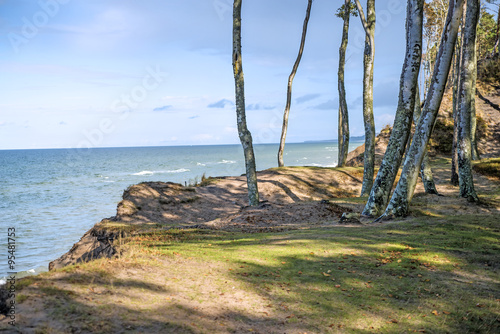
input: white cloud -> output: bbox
[296,93,321,104]
[314,99,338,110]
[153,105,173,112]
[208,99,234,108]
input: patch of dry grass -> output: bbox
[474,158,500,180]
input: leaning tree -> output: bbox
[278,0,313,167]
[362,0,424,217]
[379,0,465,219]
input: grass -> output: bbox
[9,215,499,333]
[474,158,500,180]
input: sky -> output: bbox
[0,0,409,150]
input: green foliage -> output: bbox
[187,173,220,187]
[423,1,449,93]
[478,56,500,84]
[477,8,497,59]
[335,1,358,19]
[199,173,220,187]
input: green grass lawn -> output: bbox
[92,214,499,333]
[12,215,499,333]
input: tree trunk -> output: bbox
[414,86,439,195]
[233,0,259,206]
[354,0,376,197]
[470,39,480,161]
[338,0,351,167]
[379,0,465,219]
[451,34,462,186]
[361,0,424,217]
[457,0,479,202]
[278,0,313,167]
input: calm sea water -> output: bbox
[0,142,362,282]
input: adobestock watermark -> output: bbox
[346,0,406,59]
[8,0,71,54]
[213,0,232,21]
[65,65,168,165]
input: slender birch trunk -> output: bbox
[337,0,351,167]
[278,0,313,167]
[451,35,462,186]
[457,0,479,202]
[354,0,376,197]
[470,40,479,161]
[379,0,465,219]
[361,0,424,217]
[414,86,439,195]
[233,0,259,206]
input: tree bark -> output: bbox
[379,0,465,219]
[233,0,259,206]
[414,86,439,195]
[361,0,424,217]
[457,0,479,202]
[470,39,480,161]
[451,31,462,186]
[338,0,351,167]
[354,0,376,197]
[278,0,313,167]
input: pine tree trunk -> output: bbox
[354,0,376,197]
[338,0,351,167]
[457,0,479,202]
[379,0,465,219]
[233,0,259,206]
[361,0,424,217]
[278,0,313,167]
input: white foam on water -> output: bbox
[309,163,337,168]
[132,170,154,176]
[132,168,190,176]
[168,168,190,173]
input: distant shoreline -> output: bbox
[0,139,366,152]
[303,136,365,144]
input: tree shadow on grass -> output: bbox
[175,218,500,333]
[4,217,499,333]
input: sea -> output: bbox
[0,141,363,283]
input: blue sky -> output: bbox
[0,0,408,149]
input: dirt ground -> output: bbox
[110,166,363,232]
